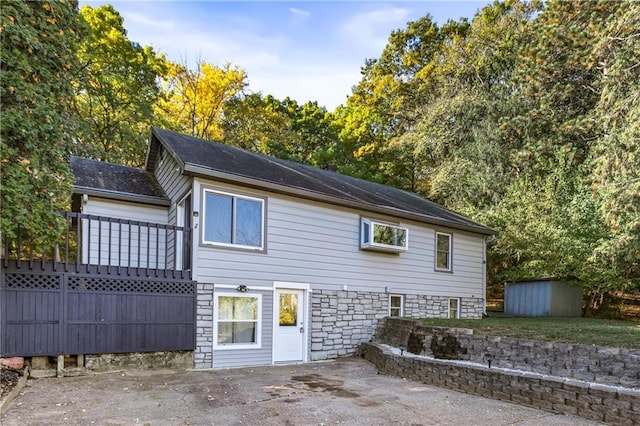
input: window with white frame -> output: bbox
[203,189,264,250]
[449,298,460,319]
[435,232,452,271]
[361,218,408,252]
[389,294,404,317]
[214,293,262,349]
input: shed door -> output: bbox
[273,289,305,362]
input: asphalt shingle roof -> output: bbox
[150,127,494,235]
[71,156,169,204]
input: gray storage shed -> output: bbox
[504,280,583,317]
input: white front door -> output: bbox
[273,288,306,362]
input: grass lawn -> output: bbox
[418,317,640,349]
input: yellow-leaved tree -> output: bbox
[155,60,247,141]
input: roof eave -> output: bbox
[73,186,171,207]
[183,163,495,236]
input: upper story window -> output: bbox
[435,232,452,271]
[361,219,408,253]
[203,189,264,250]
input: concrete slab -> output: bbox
[0,358,601,425]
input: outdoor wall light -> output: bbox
[236,285,248,292]
[484,353,495,368]
[399,344,406,356]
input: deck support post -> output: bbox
[57,355,64,377]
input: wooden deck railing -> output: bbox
[1,212,191,279]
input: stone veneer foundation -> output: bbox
[194,284,484,368]
[310,290,483,361]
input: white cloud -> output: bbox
[79,1,423,109]
[289,7,310,18]
[338,5,411,52]
[123,12,174,30]
[248,64,360,109]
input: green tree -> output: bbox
[73,5,166,166]
[490,0,638,295]
[221,94,339,167]
[589,2,640,290]
[1,0,82,244]
[338,14,460,188]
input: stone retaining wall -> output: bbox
[360,342,640,425]
[376,317,640,388]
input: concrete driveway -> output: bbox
[1,357,600,425]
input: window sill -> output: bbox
[200,242,266,253]
[213,344,262,351]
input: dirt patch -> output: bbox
[291,373,359,398]
[1,368,22,398]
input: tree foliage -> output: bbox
[155,60,246,141]
[1,0,82,244]
[340,0,639,294]
[73,5,166,166]
[221,93,338,166]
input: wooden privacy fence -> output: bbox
[0,269,196,357]
[1,212,196,357]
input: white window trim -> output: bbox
[361,218,409,252]
[448,297,460,319]
[213,292,262,350]
[389,294,404,317]
[175,192,191,271]
[435,232,453,272]
[202,188,265,251]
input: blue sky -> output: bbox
[81,1,492,110]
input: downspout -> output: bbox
[483,235,496,316]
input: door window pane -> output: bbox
[279,294,298,326]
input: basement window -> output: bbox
[361,219,408,253]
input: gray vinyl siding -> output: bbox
[82,197,168,268]
[192,179,484,298]
[212,288,274,368]
[154,149,192,268]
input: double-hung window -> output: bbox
[449,298,460,319]
[435,232,452,271]
[214,294,261,349]
[203,189,264,250]
[389,294,404,317]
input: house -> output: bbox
[1,127,494,369]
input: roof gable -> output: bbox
[148,127,494,235]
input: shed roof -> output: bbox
[147,127,494,235]
[71,156,170,206]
